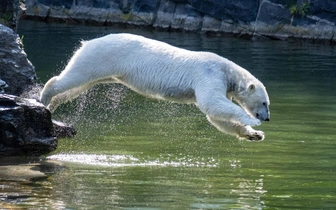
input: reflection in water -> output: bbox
[232,177,266,209]
[0,158,66,208]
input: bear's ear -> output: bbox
[248,83,256,94]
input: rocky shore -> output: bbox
[0,23,76,156]
[24,0,336,43]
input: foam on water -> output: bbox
[47,154,219,168]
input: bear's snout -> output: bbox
[256,113,270,122]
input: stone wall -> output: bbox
[24,0,336,43]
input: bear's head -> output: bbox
[236,81,270,122]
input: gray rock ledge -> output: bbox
[0,94,76,156]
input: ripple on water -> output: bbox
[47,154,219,168]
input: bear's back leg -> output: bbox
[40,76,59,106]
[46,82,96,112]
[40,75,117,112]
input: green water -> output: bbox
[0,20,335,209]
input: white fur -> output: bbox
[40,33,270,140]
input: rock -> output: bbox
[52,120,76,139]
[153,0,176,29]
[190,0,259,23]
[0,94,76,156]
[0,0,21,31]
[172,3,202,31]
[310,0,336,22]
[0,164,47,180]
[256,1,291,26]
[0,24,36,96]
[129,0,161,26]
[253,1,293,40]
[254,0,336,42]
[0,79,9,93]
[23,0,336,43]
[0,17,76,157]
[201,15,222,32]
[0,94,55,156]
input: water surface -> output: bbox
[0,20,335,209]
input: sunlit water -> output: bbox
[47,154,219,168]
[0,20,335,209]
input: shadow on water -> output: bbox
[1,19,335,209]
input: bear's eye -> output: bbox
[263,102,267,106]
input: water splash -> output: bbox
[57,84,125,120]
[19,84,44,101]
[47,154,138,167]
[47,154,219,168]
[72,84,125,116]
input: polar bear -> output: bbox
[40,33,270,140]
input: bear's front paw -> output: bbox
[245,130,264,141]
[239,126,264,141]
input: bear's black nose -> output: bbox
[265,118,270,121]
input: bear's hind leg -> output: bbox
[40,76,60,106]
[41,76,117,112]
[40,75,94,111]
[47,82,96,112]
